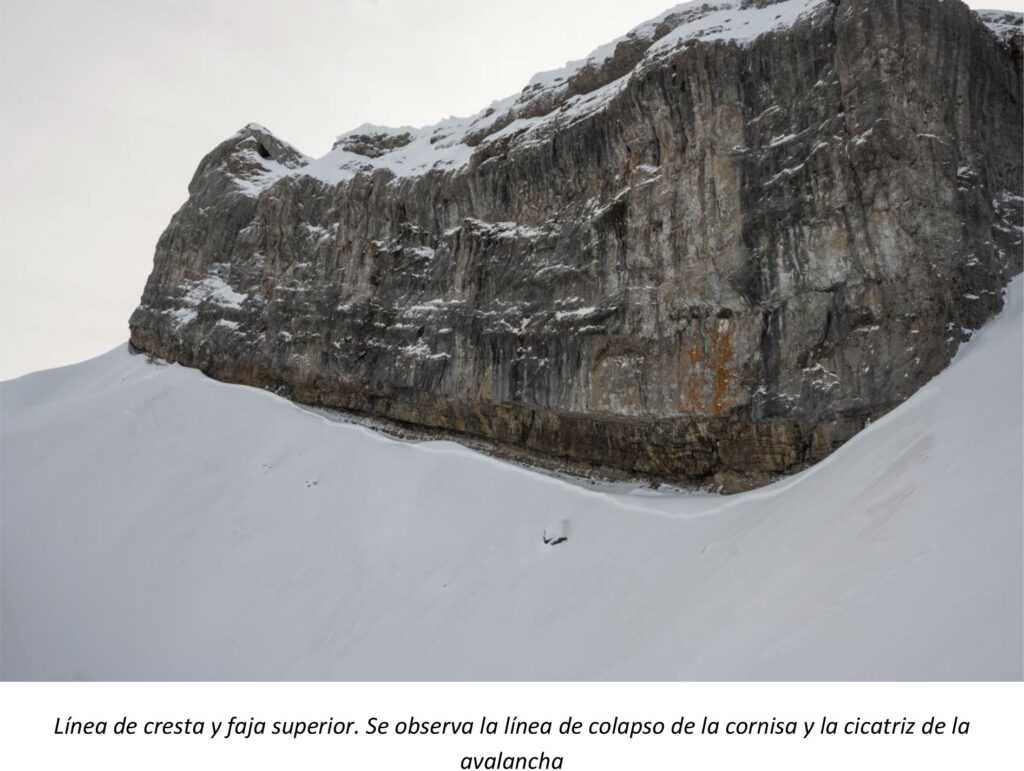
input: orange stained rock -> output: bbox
[710,321,735,416]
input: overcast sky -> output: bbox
[0,0,1016,379]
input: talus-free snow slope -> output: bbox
[2,279,1021,680]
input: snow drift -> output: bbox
[2,279,1021,680]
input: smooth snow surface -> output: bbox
[2,278,1022,680]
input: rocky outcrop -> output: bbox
[129,0,1023,490]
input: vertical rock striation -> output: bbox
[130,0,1023,490]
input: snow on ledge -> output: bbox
[976,8,1024,44]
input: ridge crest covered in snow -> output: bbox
[221,0,839,190]
[209,1,1022,192]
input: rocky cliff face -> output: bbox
[129,0,1023,490]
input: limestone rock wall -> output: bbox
[130,0,1023,490]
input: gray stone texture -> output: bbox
[130,0,1023,490]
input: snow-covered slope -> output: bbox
[2,279,1021,680]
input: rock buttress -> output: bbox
[130,0,1023,491]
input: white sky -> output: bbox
[0,0,1017,379]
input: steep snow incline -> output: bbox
[2,279,1021,680]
